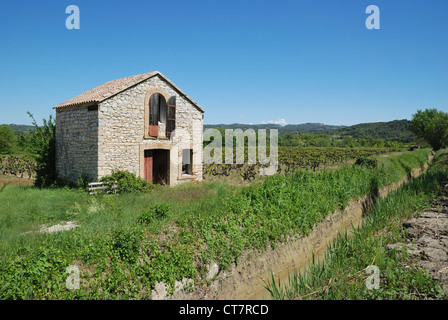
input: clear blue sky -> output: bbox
[0,0,447,126]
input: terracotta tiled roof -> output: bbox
[54,71,204,112]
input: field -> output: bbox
[2,147,446,300]
[266,150,448,299]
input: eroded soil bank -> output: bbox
[167,160,432,300]
[386,181,448,292]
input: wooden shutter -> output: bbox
[167,96,176,138]
[159,96,167,137]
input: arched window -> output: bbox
[148,93,167,137]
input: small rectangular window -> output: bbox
[182,149,193,175]
[87,104,98,111]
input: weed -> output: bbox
[110,226,144,263]
[101,170,153,194]
[355,156,378,169]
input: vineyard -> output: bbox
[0,155,36,179]
[0,147,403,184]
[204,147,403,180]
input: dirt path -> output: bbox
[0,174,34,186]
[387,181,448,292]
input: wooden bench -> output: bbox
[88,181,118,195]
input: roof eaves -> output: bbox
[53,71,205,113]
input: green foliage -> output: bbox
[137,203,172,224]
[333,120,416,142]
[27,112,56,187]
[151,203,172,219]
[239,164,257,181]
[0,125,17,154]
[204,146,404,176]
[137,210,155,225]
[265,156,448,300]
[76,171,92,190]
[111,227,144,263]
[205,120,416,142]
[354,156,378,169]
[0,124,41,156]
[100,170,153,194]
[0,155,36,178]
[279,132,408,148]
[409,108,448,151]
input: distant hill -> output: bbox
[204,123,345,135]
[4,119,416,142]
[330,120,415,142]
[1,124,34,133]
[205,119,416,142]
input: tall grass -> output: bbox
[265,151,447,300]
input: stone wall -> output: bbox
[55,106,98,183]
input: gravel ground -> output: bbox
[387,182,448,292]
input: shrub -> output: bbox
[27,112,56,187]
[137,203,172,225]
[0,125,17,154]
[152,203,172,219]
[100,170,153,193]
[355,156,378,169]
[137,210,155,225]
[111,227,144,263]
[76,171,92,190]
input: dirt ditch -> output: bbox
[167,159,432,300]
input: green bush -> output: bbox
[27,112,56,187]
[137,210,155,225]
[101,170,153,194]
[0,125,17,154]
[355,156,378,169]
[76,171,92,190]
[138,203,172,225]
[152,203,172,219]
[111,227,144,263]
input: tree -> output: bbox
[0,125,17,154]
[409,108,448,151]
[27,112,56,186]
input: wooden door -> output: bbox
[144,150,153,182]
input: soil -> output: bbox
[165,159,433,300]
[386,181,448,292]
[0,174,34,186]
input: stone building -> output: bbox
[54,71,204,186]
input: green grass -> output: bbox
[265,150,448,300]
[0,149,434,299]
